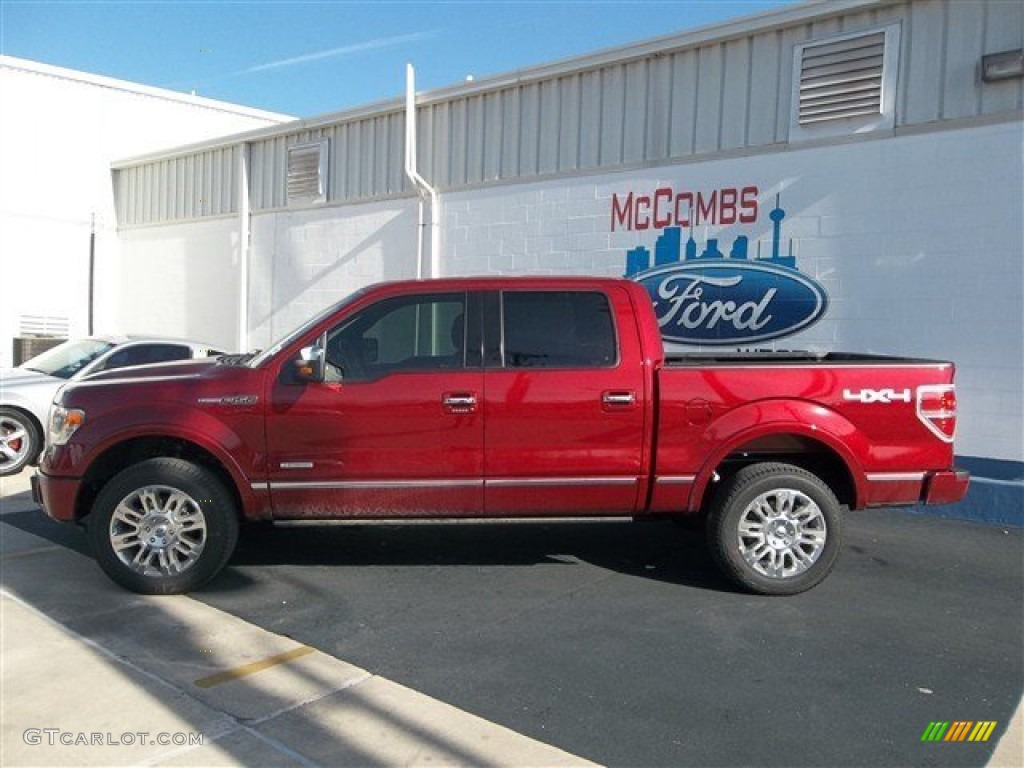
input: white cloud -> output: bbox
[239,30,439,75]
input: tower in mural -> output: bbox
[764,195,796,269]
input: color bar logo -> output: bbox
[921,721,998,742]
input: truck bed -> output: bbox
[664,351,952,367]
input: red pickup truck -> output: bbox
[33,277,968,596]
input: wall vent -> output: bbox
[790,25,900,141]
[287,140,328,204]
[19,315,70,337]
[798,31,885,124]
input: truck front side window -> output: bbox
[325,293,466,381]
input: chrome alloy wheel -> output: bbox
[736,488,827,579]
[0,414,30,473]
[109,485,207,576]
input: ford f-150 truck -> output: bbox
[33,277,969,596]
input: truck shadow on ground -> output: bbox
[219,517,734,593]
[2,501,734,594]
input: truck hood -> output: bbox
[58,357,260,412]
[81,357,218,383]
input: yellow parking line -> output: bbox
[0,545,63,560]
[194,645,315,689]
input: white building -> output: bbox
[105,1,1024,520]
[0,55,293,366]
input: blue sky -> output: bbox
[2,1,795,118]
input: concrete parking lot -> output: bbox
[2,467,1021,767]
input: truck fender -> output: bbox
[687,399,869,511]
[74,404,260,516]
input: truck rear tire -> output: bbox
[706,462,842,595]
[86,458,239,594]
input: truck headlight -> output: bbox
[48,405,86,446]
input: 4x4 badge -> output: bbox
[842,388,911,404]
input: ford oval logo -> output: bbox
[633,262,829,345]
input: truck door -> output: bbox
[482,288,647,515]
[265,291,485,517]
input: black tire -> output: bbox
[706,462,842,595]
[0,407,43,476]
[86,458,239,594]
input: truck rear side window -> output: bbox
[501,291,617,368]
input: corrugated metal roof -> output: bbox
[111,0,1023,228]
[111,0,887,169]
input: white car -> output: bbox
[0,336,222,476]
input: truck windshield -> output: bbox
[20,338,116,379]
[247,287,370,368]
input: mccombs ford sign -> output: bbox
[617,190,828,346]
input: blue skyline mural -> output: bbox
[625,195,796,276]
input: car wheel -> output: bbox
[0,407,42,477]
[86,458,239,594]
[706,462,842,595]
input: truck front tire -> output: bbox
[86,458,239,594]
[707,462,842,596]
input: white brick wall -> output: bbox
[436,121,1023,462]
[114,218,242,352]
[247,199,419,351]
[0,58,288,367]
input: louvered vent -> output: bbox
[798,31,886,125]
[19,315,70,336]
[287,141,328,204]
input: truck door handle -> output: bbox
[602,391,636,406]
[443,393,477,412]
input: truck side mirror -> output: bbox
[293,343,326,384]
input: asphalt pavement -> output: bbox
[2,467,1022,767]
[1,470,595,767]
